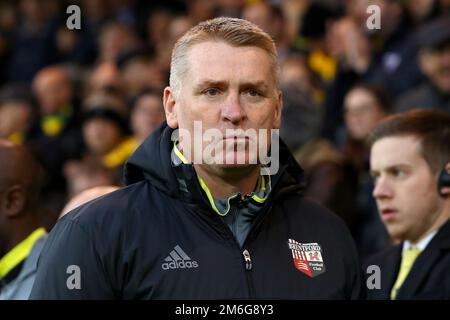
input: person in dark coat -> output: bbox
[30,17,363,300]
[366,109,450,299]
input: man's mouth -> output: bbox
[380,208,397,221]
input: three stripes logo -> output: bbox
[288,239,326,278]
[161,245,199,270]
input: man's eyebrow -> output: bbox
[194,80,228,90]
[240,81,270,90]
[193,80,270,90]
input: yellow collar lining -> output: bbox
[0,227,47,278]
[172,142,271,215]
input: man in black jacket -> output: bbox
[366,109,450,299]
[30,17,362,299]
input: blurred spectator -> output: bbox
[7,0,61,83]
[32,66,80,138]
[279,84,323,154]
[340,83,392,261]
[85,62,124,97]
[299,2,340,84]
[145,7,173,50]
[0,1,18,33]
[0,139,47,300]
[440,0,450,11]
[64,160,119,200]
[279,53,324,153]
[60,185,120,218]
[130,88,166,144]
[154,15,194,71]
[0,84,36,145]
[215,0,244,18]
[242,1,291,62]
[406,0,441,25]
[294,139,359,235]
[341,84,392,168]
[324,0,423,140]
[359,0,423,93]
[110,0,138,27]
[30,65,83,212]
[98,21,140,63]
[281,53,324,103]
[0,2,17,86]
[81,91,135,181]
[395,17,450,114]
[187,0,215,23]
[120,53,166,101]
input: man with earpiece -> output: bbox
[365,109,450,299]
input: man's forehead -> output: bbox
[371,135,423,168]
[185,41,274,79]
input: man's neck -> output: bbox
[409,207,450,245]
[194,164,261,199]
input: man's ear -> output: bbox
[273,90,283,129]
[439,162,450,197]
[0,185,26,218]
[163,86,179,129]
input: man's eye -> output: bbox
[247,89,261,97]
[204,88,220,96]
[392,169,405,177]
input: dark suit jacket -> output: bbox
[365,219,450,299]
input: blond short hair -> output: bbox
[169,17,279,97]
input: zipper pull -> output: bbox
[242,249,252,270]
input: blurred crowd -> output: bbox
[0,0,449,261]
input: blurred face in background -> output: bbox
[32,68,73,115]
[242,3,272,36]
[371,135,447,243]
[87,62,123,96]
[99,23,139,63]
[0,102,33,137]
[131,93,165,141]
[121,58,165,99]
[280,56,314,93]
[419,42,450,93]
[344,87,387,141]
[83,118,123,155]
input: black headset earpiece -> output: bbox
[438,165,450,196]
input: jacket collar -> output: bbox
[397,218,450,299]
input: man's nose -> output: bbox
[372,177,392,199]
[221,92,247,124]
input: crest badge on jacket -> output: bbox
[288,239,326,277]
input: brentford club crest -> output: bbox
[288,239,326,278]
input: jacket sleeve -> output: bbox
[343,227,365,300]
[29,217,115,299]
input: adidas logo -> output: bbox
[162,245,199,270]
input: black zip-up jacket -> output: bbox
[30,124,363,299]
